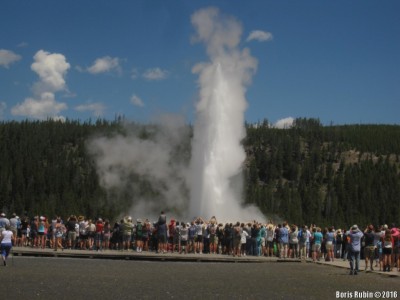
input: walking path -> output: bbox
[10,247,399,277]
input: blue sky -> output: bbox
[1,0,399,125]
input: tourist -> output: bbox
[65,215,77,249]
[195,218,204,254]
[0,225,13,266]
[265,224,275,257]
[288,225,299,258]
[325,226,336,262]
[157,215,168,254]
[346,225,364,275]
[95,218,104,251]
[38,216,48,249]
[54,217,64,251]
[240,223,248,256]
[9,213,19,245]
[78,216,88,249]
[335,229,343,259]
[363,225,375,271]
[102,219,111,250]
[188,221,196,253]
[279,222,289,259]
[136,219,144,252]
[121,217,133,251]
[0,213,10,235]
[232,222,242,257]
[179,223,188,254]
[168,219,176,252]
[312,227,323,262]
[382,228,393,272]
[209,219,218,254]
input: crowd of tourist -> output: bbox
[0,211,399,274]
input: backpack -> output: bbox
[136,223,143,237]
[210,225,216,235]
[299,230,307,243]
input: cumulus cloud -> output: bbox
[87,56,121,74]
[11,92,67,120]
[0,49,22,68]
[75,102,106,117]
[11,50,70,120]
[246,30,273,42]
[142,68,168,80]
[274,117,294,129]
[130,94,144,107]
[31,50,70,93]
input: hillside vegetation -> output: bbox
[0,118,399,227]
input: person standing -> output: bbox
[279,222,289,259]
[347,225,364,275]
[0,225,13,266]
[0,213,10,235]
[363,225,375,271]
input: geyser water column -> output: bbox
[189,7,264,221]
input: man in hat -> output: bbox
[346,225,364,275]
[0,213,10,235]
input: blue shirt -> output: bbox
[313,232,323,245]
[347,230,364,252]
[279,227,289,244]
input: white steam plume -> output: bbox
[189,7,265,222]
[87,114,190,220]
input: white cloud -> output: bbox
[0,49,22,68]
[17,42,28,48]
[246,30,273,42]
[31,50,70,92]
[11,92,67,120]
[87,56,121,74]
[75,102,106,117]
[274,117,294,129]
[0,102,7,119]
[130,94,144,107]
[143,68,168,80]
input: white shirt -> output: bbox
[1,230,13,244]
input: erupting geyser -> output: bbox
[189,7,265,221]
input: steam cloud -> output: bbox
[87,114,190,219]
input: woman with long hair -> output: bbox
[382,229,393,272]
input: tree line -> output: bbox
[0,118,399,227]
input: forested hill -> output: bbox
[244,118,400,227]
[0,118,399,227]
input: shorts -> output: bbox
[289,243,298,250]
[80,234,88,240]
[267,241,274,248]
[68,231,77,241]
[196,235,203,243]
[325,241,333,251]
[181,240,187,246]
[312,244,321,252]
[260,237,266,247]
[383,247,392,255]
[123,234,131,242]
[364,246,375,258]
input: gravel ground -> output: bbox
[0,257,398,299]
